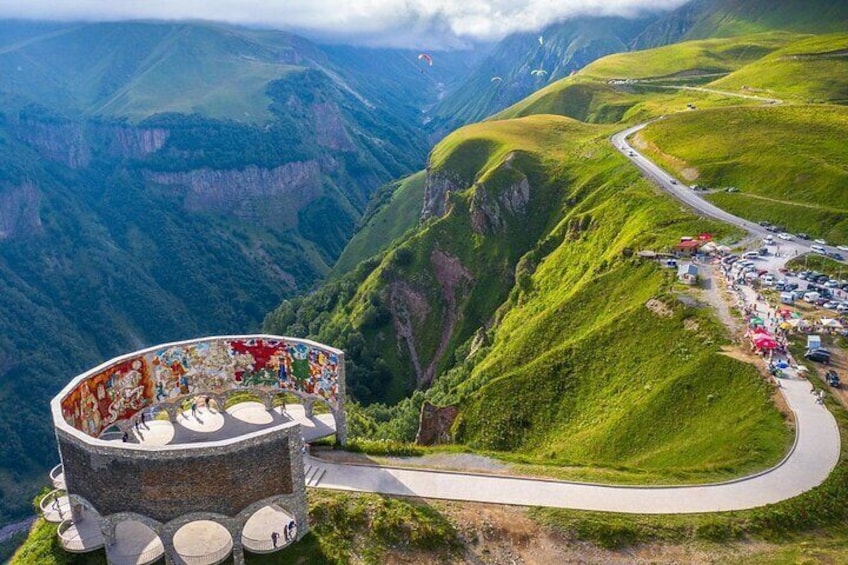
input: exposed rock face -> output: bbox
[98,125,169,159]
[470,175,531,234]
[421,169,462,220]
[416,401,459,446]
[144,161,324,228]
[311,102,354,151]
[0,181,42,240]
[15,118,169,167]
[17,118,91,169]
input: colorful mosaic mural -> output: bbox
[61,358,153,437]
[60,337,342,437]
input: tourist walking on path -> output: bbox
[271,531,280,547]
[191,398,198,419]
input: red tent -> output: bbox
[754,336,779,350]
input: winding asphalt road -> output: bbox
[612,120,846,264]
[302,111,846,514]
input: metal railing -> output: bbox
[39,489,67,522]
[242,533,291,553]
[49,464,65,489]
[57,519,104,552]
[108,541,165,565]
[177,539,234,565]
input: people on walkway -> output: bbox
[191,398,198,418]
[271,531,280,547]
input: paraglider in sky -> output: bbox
[569,70,577,77]
[417,53,433,67]
[491,76,503,83]
[538,35,544,46]
[530,69,548,77]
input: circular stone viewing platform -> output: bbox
[45,335,346,565]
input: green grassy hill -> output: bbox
[332,172,426,276]
[635,105,848,243]
[709,33,848,103]
[267,112,790,482]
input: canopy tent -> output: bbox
[749,317,765,326]
[754,337,780,350]
[787,318,810,328]
[820,318,844,329]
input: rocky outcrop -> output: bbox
[0,181,42,240]
[415,401,459,446]
[469,175,531,234]
[421,169,463,221]
[144,161,324,228]
[311,102,354,151]
[16,118,91,169]
[15,118,169,168]
[97,125,169,159]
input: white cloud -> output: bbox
[0,0,692,48]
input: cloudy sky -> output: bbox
[0,0,691,47]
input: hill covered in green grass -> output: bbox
[266,112,789,482]
[636,104,848,244]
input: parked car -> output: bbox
[837,303,848,314]
[778,233,793,240]
[826,370,840,388]
[805,349,832,363]
[823,301,840,310]
[762,274,776,286]
[811,245,827,254]
[814,238,828,246]
[825,279,841,288]
[838,245,848,252]
[797,233,810,240]
[804,291,821,303]
[763,235,774,244]
[828,252,844,261]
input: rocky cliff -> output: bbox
[421,169,462,220]
[14,117,169,168]
[0,181,41,240]
[145,161,325,228]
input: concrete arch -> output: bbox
[164,512,239,565]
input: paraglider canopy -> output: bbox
[530,69,548,77]
[491,76,503,83]
[417,53,433,66]
[538,35,544,46]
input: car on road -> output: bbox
[826,370,840,388]
[797,233,810,240]
[763,235,774,244]
[825,279,841,288]
[805,348,832,364]
[628,151,635,156]
[828,252,844,261]
[778,233,793,240]
[823,301,840,310]
[814,238,828,246]
[838,245,848,252]
[670,179,678,184]
[811,245,827,254]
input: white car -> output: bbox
[777,233,793,241]
[838,245,848,252]
[814,239,828,246]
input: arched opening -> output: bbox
[173,520,233,565]
[241,504,297,554]
[226,401,274,425]
[107,520,164,565]
[175,396,225,434]
[272,392,337,444]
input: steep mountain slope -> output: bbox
[265,113,789,482]
[428,16,656,132]
[633,0,848,48]
[0,20,454,523]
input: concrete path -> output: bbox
[303,117,843,514]
[310,368,838,514]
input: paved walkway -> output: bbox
[303,118,843,514]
